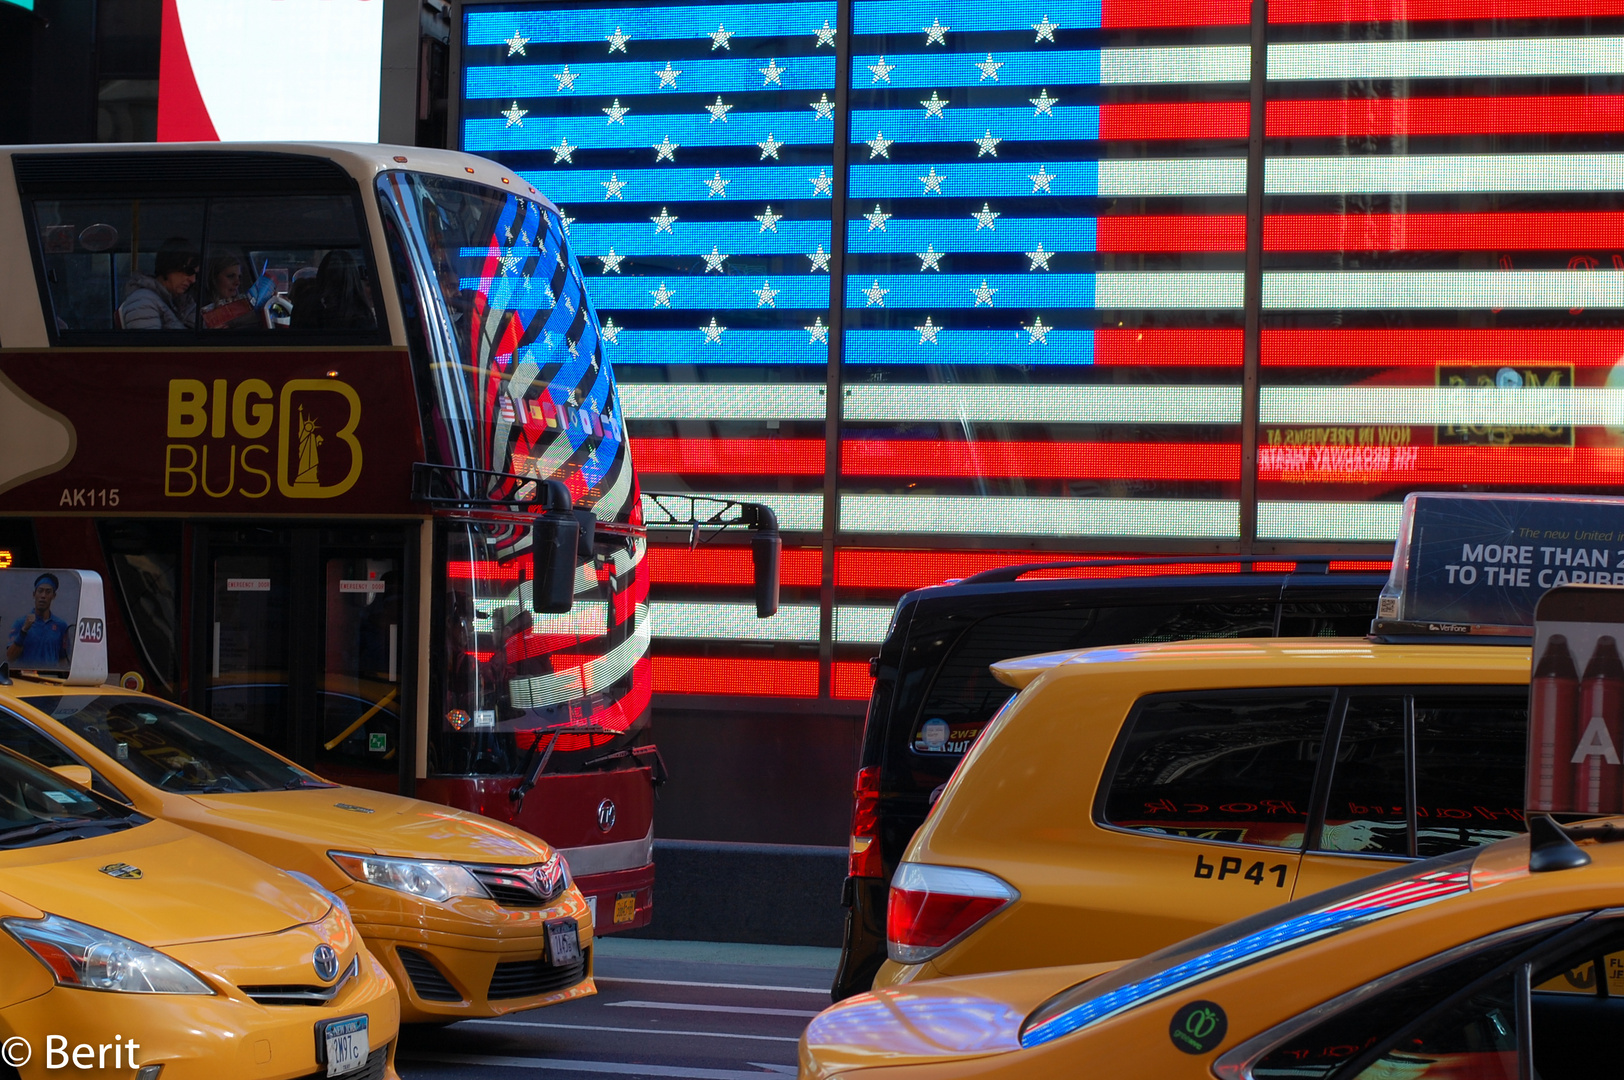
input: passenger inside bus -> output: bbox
[118,237,199,330]
[289,248,375,331]
[200,253,261,330]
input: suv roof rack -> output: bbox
[956,554,1363,587]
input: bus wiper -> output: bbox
[0,817,130,844]
[510,723,624,812]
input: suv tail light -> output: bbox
[848,765,881,878]
[886,862,1017,964]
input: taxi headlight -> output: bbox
[2,914,213,994]
[328,852,488,903]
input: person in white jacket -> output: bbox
[118,237,199,330]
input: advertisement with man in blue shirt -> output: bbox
[5,572,73,668]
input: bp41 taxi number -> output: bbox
[1193,854,1288,888]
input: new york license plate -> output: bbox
[546,918,581,967]
[320,1015,369,1078]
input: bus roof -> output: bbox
[0,140,558,213]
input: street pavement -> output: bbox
[396,938,837,1079]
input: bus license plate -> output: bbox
[320,1015,369,1078]
[547,918,581,967]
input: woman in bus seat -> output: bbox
[118,237,199,330]
[200,253,261,330]
[289,248,373,330]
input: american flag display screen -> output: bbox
[1258,2,1624,544]
[462,0,1624,702]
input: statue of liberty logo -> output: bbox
[295,406,324,488]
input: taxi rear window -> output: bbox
[1102,692,1334,849]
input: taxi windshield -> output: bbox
[0,748,135,848]
[25,695,331,795]
[1020,846,1481,1048]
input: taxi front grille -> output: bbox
[468,865,566,907]
[241,956,359,1006]
[296,1044,388,1080]
[488,946,589,1000]
[396,947,463,1002]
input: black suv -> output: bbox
[831,558,1388,1000]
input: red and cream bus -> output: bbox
[0,142,775,932]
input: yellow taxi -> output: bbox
[874,637,1531,990]
[0,744,399,1080]
[803,814,1624,1080]
[0,679,595,1023]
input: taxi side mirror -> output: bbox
[52,764,94,788]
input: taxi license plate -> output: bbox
[318,1015,369,1078]
[547,918,581,967]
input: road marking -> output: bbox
[401,1051,790,1079]
[463,1020,800,1044]
[595,977,828,996]
[605,1000,820,1019]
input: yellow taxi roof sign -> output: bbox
[0,569,107,685]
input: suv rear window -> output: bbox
[1102,693,1334,849]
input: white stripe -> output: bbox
[834,607,893,645]
[592,977,829,995]
[651,601,820,642]
[840,495,1240,538]
[1100,45,1251,84]
[843,384,1241,424]
[641,491,825,531]
[508,607,651,707]
[524,600,610,639]
[559,825,653,877]
[405,1051,789,1078]
[1266,154,1624,194]
[465,1019,799,1044]
[604,1000,820,1019]
[1098,158,1247,197]
[1269,37,1624,82]
[1257,502,1404,543]
[1096,272,1244,308]
[1263,271,1624,309]
[621,383,827,420]
[1261,387,1624,426]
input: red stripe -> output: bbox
[1264,212,1624,252]
[1270,0,1624,22]
[651,657,819,697]
[1260,445,1624,486]
[647,545,822,587]
[1099,101,1250,141]
[1332,560,1393,572]
[833,662,876,701]
[1269,97,1624,139]
[156,0,220,141]
[1093,327,1244,366]
[1103,0,1250,26]
[632,438,824,476]
[841,441,1239,481]
[1096,216,1247,253]
[1261,328,1624,367]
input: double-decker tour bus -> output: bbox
[0,142,777,933]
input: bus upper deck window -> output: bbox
[29,190,379,342]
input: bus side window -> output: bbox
[31,199,205,332]
[204,195,376,332]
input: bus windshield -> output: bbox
[376,171,630,522]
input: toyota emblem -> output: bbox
[596,798,616,833]
[313,943,340,982]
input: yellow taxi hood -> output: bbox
[0,818,329,948]
[183,786,554,864]
[800,961,1122,1080]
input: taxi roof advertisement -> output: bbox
[0,567,107,684]
[1378,493,1624,637]
[1527,585,1624,818]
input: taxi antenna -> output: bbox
[1528,814,1592,873]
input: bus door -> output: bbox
[196,523,412,792]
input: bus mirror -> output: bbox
[574,509,597,559]
[532,512,578,614]
[748,506,781,619]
